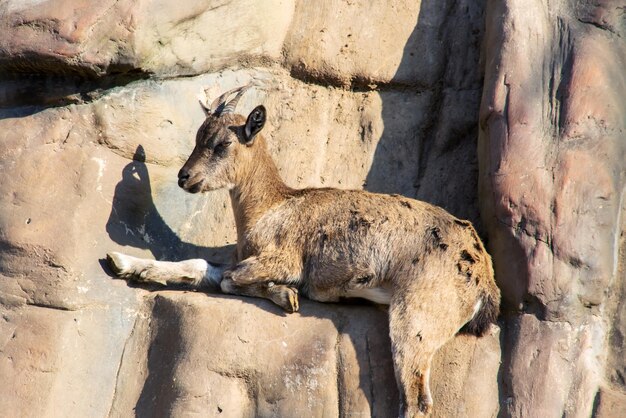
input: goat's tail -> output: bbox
[460,287,500,337]
[455,221,501,337]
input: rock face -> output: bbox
[479,0,625,416]
[0,1,623,417]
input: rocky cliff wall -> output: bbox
[479,1,625,416]
[0,0,623,417]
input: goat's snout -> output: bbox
[178,168,191,188]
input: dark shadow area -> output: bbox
[105,145,235,264]
[366,0,486,233]
[0,69,150,118]
[364,1,501,415]
[135,295,184,417]
[496,313,518,418]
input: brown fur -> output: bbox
[109,93,501,417]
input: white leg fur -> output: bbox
[107,252,226,288]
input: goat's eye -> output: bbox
[214,141,231,154]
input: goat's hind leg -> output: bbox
[388,286,463,416]
[389,304,436,417]
[107,252,224,289]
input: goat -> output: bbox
[107,84,500,417]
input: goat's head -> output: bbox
[178,85,266,193]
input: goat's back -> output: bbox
[248,189,494,292]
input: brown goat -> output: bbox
[107,85,500,417]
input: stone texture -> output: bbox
[283,0,428,87]
[131,0,295,77]
[431,329,501,418]
[1,0,624,417]
[479,0,626,416]
[0,302,140,417]
[102,292,498,418]
[0,0,496,410]
[0,0,135,75]
[479,0,625,317]
[498,314,605,418]
[606,209,626,391]
[594,386,626,418]
[284,0,484,89]
[0,0,294,77]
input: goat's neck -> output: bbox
[229,150,291,255]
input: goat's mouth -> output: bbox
[179,179,203,194]
[188,182,203,193]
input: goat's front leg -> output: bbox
[220,278,299,312]
[107,252,225,289]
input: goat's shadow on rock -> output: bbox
[104,144,235,271]
[104,147,399,413]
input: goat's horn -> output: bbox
[221,84,252,115]
[206,84,248,116]
[208,86,241,116]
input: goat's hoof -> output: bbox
[273,286,299,313]
[107,252,132,278]
[106,252,167,286]
[418,394,433,415]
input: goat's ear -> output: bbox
[244,105,266,144]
